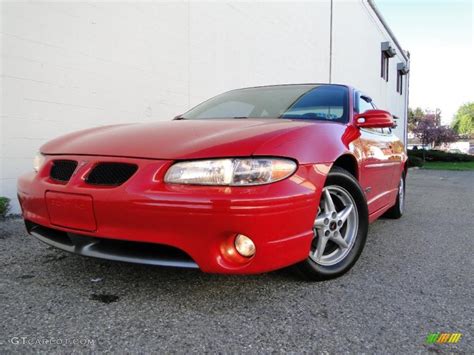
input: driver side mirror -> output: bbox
[354,109,394,128]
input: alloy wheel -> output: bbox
[398,177,405,214]
[310,185,359,266]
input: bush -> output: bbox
[408,156,424,168]
[408,149,474,162]
[0,197,10,218]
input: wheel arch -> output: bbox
[331,154,359,180]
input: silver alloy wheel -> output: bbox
[398,176,405,213]
[310,185,359,266]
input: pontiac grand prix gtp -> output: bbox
[18,84,407,280]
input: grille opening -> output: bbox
[85,163,138,186]
[26,221,74,247]
[26,221,197,268]
[50,160,78,182]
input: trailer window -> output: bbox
[396,70,403,94]
[380,42,395,82]
[381,52,389,81]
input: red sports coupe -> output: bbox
[18,84,406,280]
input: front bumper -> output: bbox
[17,155,329,274]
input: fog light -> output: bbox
[234,234,256,258]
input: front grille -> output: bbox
[50,160,78,182]
[85,163,138,186]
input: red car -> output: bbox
[18,84,406,280]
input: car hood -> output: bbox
[41,119,317,160]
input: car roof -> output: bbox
[234,83,352,90]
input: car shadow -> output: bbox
[37,249,309,305]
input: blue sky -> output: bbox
[376,0,473,124]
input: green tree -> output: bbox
[408,107,425,132]
[452,102,474,135]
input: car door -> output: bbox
[355,94,395,214]
[382,126,405,196]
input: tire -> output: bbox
[296,167,369,281]
[384,172,405,219]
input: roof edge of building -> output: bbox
[366,0,409,62]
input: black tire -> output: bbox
[296,167,369,281]
[384,172,405,219]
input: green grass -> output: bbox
[0,197,10,218]
[422,161,474,171]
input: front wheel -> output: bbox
[296,167,369,281]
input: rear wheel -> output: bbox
[384,173,405,219]
[296,167,368,281]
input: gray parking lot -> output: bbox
[0,169,472,353]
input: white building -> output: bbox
[1,0,409,213]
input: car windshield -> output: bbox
[181,84,349,123]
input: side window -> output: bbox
[357,95,373,114]
[357,95,383,134]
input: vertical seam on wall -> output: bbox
[405,71,410,148]
[329,0,333,83]
[187,0,191,108]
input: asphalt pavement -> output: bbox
[0,168,472,354]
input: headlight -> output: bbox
[164,158,297,186]
[33,153,45,172]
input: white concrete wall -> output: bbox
[1,1,331,213]
[188,1,331,105]
[1,0,407,214]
